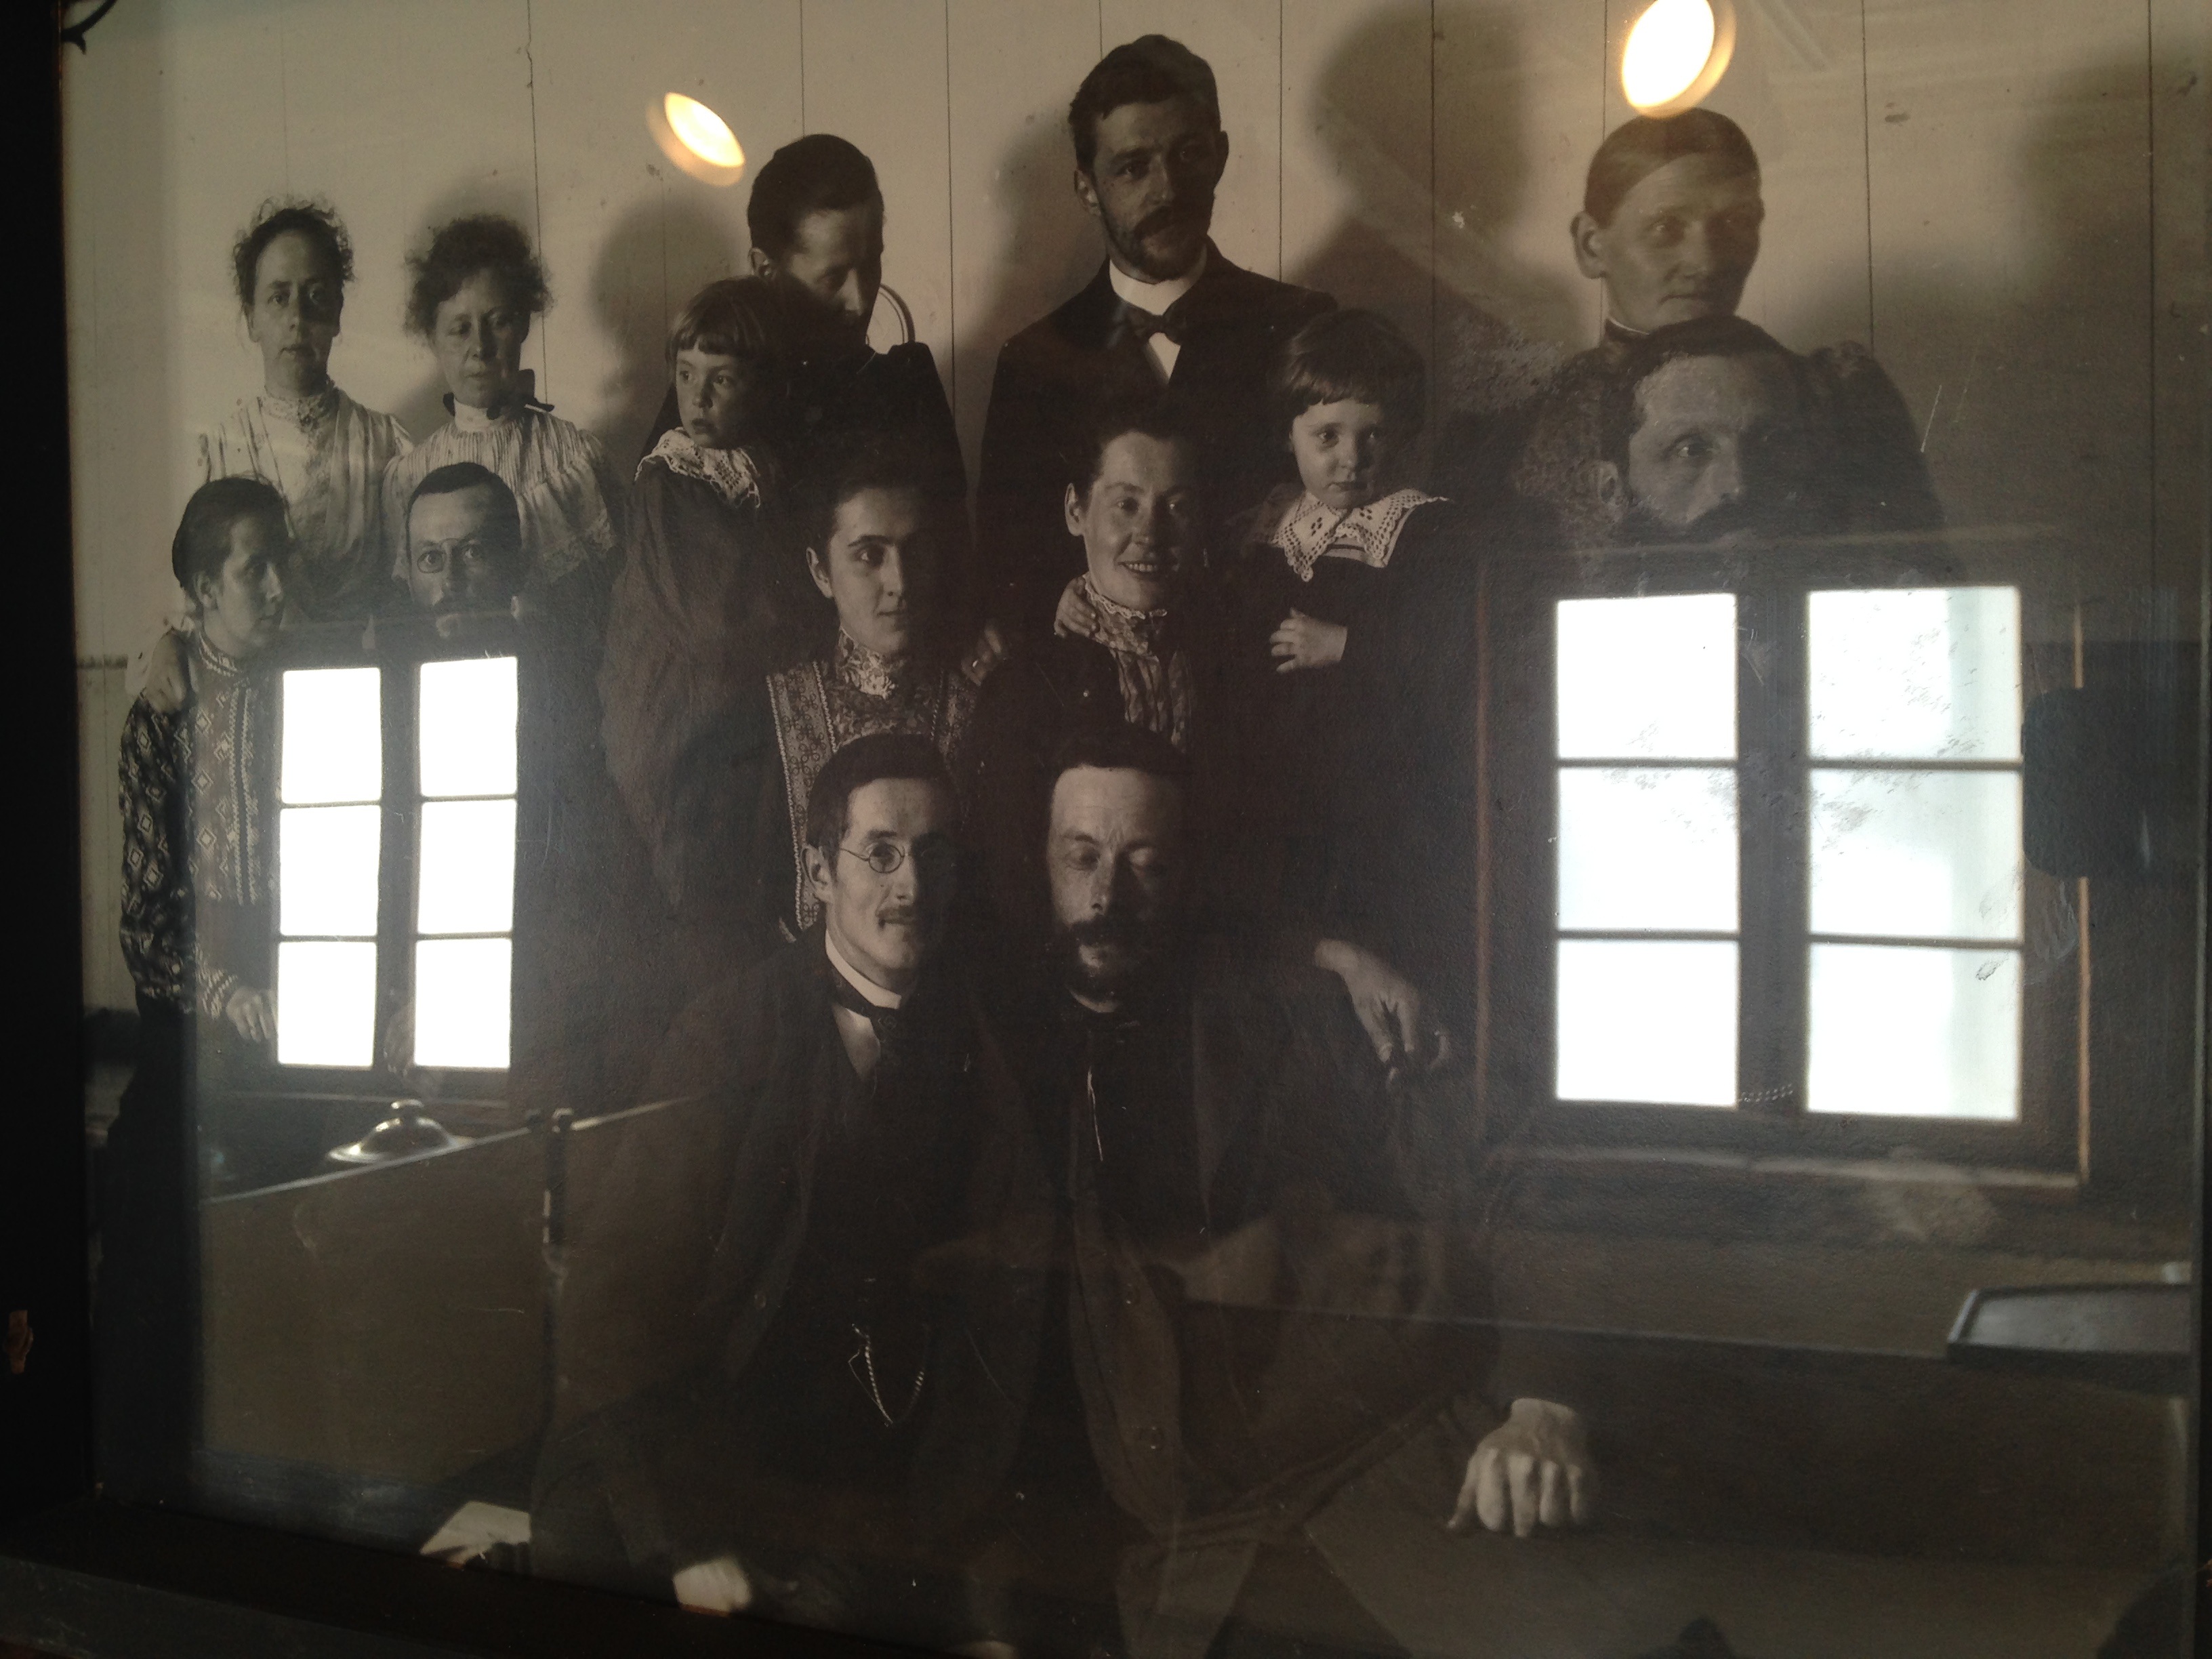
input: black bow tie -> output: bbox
[1122,301,1187,346]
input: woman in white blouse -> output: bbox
[380,213,623,616]
[198,199,413,621]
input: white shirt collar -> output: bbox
[824,926,904,1010]
[1107,245,1206,317]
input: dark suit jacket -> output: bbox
[975,245,1333,636]
[535,933,1052,1576]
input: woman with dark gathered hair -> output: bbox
[195,199,414,621]
[378,213,624,610]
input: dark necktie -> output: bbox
[1122,300,1189,346]
[826,965,907,1070]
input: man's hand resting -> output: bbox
[672,1555,754,1613]
[1450,1398,1595,1538]
[1313,938,1452,1082]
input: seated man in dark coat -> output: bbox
[990,728,1595,1659]
[532,733,1050,1647]
[976,34,1333,638]
[1435,108,1939,541]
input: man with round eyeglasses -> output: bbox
[533,731,1049,1653]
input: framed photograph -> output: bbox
[5,2,2206,1656]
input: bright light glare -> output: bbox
[1622,0,1732,116]
[276,940,377,1067]
[282,668,382,804]
[1808,944,2020,1118]
[1557,939,1738,1106]
[650,92,746,186]
[417,799,517,935]
[666,94,741,167]
[1557,594,1736,760]
[279,805,382,938]
[415,938,512,1069]
[419,657,517,798]
[1810,770,2023,942]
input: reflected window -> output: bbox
[1553,587,2024,1120]
[272,654,519,1076]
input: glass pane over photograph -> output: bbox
[62,4,2203,1658]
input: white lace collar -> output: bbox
[639,428,766,508]
[1266,486,1441,581]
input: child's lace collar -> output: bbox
[639,428,767,508]
[1265,485,1441,581]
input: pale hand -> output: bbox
[964,620,1011,687]
[223,985,277,1046]
[1313,938,1452,1082]
[1271,610,1347,672]
[672,1555,754,1614]
[1451,1398,1596,1538]
[143,629,190,714]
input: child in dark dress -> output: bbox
[1221,309,1475,1002]
[600,277,821,961]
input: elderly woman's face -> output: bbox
[247,231,343,398]
[431,270,531,411]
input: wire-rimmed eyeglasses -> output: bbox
[837,837,958,880]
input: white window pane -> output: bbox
[1808,945,2020,1119]
[1557,594,1736,760]
[1559,767,1738,931]
[281,667,382,804]
[1808,588,2021,760]
[279,806,381,938]
[1810,770,2022,941]
[413,938,512,1069]
[276,941,377,1067]
[417,799,517,935]
[419,657,518,798]
[1557,939,1738,1107]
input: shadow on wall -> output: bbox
[588,184,744,468]
[1807,56,2160,590]
[1291,3,1584,427]
[386,182,540,443]
[951,113,1106,480]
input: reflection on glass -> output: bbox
[281,667,382,804]
[419,657,518,799]
[278,805,382,938]
[275,940,377,1067]
[1559,767,1739,930]
[414,938,512,1069]
[417,799,518,935]
[1807,944,2020,1118]
[1810,770,2022,941]
[1808,588,2021,760]
[1557,939,1738,1106]
[1557,594,1736,760]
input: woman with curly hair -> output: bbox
[378,213,624,612]
[195,198,413,621]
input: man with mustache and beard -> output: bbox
[401,462,527,617]
[533,733,1050,1650]
[986,726,1595,1659]
[1435,109,1938,546]
[976,34,1333,640]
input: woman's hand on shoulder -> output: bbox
[142,629,191,714]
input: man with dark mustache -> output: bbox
[988,726,1594,1659]
[976,33,1333,639]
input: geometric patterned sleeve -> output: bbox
[117,695,195,1010]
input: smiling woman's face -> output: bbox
[1064,432,1204,613]
[247,230,344,398]
[430,269,531,411]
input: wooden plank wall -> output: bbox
[63,0,2207,1004]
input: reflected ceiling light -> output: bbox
[1622,0,1736,117]
[648,91,746,187]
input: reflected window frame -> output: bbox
[1479,538,2076,1170]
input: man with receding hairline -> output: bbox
[977,34,1334,638]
